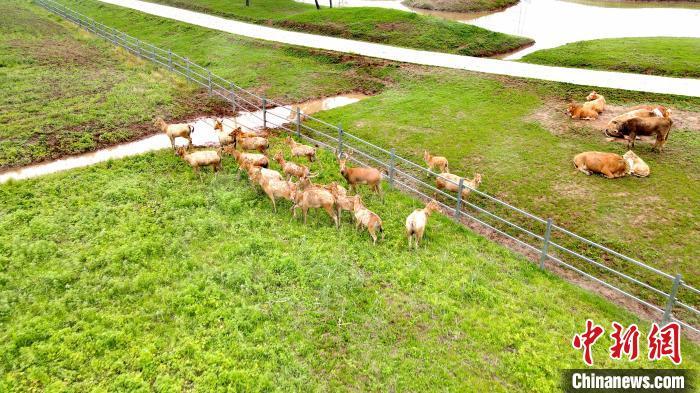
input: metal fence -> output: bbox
[36,0,699,334]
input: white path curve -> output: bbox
[97,0,700,97]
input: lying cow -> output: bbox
[619,116,673,150]
[604,105,670,137]
[573,151,650,178]
[567,102,598,120]
[574,152,629,178]
[623,150,650,177]
[585,91,606,113]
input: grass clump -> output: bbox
[521,37,700,78]
[1,142,696,391]
[403,0,518,13]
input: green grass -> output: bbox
[402,0,518,12]
[0,0,400,168]
[146,0,533,56]
[1,143,697,391]
[0,1,205,169]
[311,71,700,292]
[521,37,700,78]
[67,0,400,101]
[21,0,700,310]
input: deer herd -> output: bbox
[567,91,675,179]
[159,88,667,246]
[155,117,476,248]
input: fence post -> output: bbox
[208,70,212,96]
[540,218,553,269]
[230,83,236,114]
[454,178,464,220]
[168,49,173,70]
[262,97,267,129]
[338,125,344,156]
[185,58,190,80]
[389,148,396,188]
[296,107,301,138]
[661,274,682,326]
[137,39,141,58]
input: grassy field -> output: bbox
[0,0,401,169]
[66,0,400,101]
[31,0,700,301]
[313,71,700,288]
[0,1,202,169]
[521,37,700,78]
[146,0,533,56]
[1,143,697,391]
[403,0,518,12]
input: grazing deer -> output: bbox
[176,147,222,177]
[285,137,316,162]
[436,173,482,199]
[274,152,311,180]
[338,152,382,195]
[155,117,192,150]
[351,195,383,245]
[326,182,353,222]
[423,150,449,173]
[292,176,338,227]
[405,200,441,249]
[234,129,269,153]
[259,175,297,212]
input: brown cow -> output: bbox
[604,106,670,137]
[567,102,599,120]
[618,116,673,150]
[573,152,630,179]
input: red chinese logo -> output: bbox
[648,322,682,365]
[573,321,683,366]
[609,322,640,361]
[572,319,605,366]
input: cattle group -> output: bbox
[567,91,674,178]
[155,118,476,247]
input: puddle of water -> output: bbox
[0,93,369,184]
[468,0,700,59]
[292,93,369,116]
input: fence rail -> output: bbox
[36,0,699,334]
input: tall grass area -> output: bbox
[521,37,700,78]
[1,143,697,391]
[138,0,533,56]
[0,1,200,168]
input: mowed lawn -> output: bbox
[521,37,700,78]
[144,0,533,56]
[1,143,697,391]
[0,1,201,169]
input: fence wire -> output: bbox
[36,0,699,334]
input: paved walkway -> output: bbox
[99,0,700,97]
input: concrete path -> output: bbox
[98,0,700,97]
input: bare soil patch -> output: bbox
[529,101,700,139]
